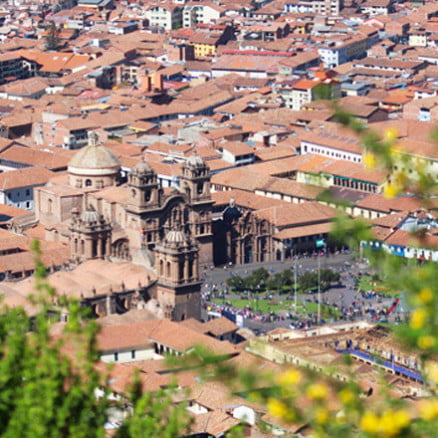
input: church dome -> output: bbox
[68,135,120,177]
[186,154,205,168]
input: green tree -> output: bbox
[0,241,108,437]
[0,241,191,438]
[320,269,340,290]
[226,275,245,292]
[45,21,61,51]
[246,267,269,290]
[299,271,318,292]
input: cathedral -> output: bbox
[33,132,214,321]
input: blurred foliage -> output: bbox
[0,241,191,438]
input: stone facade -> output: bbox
[33,132,213,321]
[153,228,201,321]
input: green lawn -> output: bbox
[212,298,280,314]
[357,275,398,297]
[211,298,341,320]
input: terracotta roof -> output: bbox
[97,319,237,356]
[254,201,337,228]
[190,410,240,436]
[273,222,333,240]
[356,194,422,213]
[221,141,254,156]
[212,188,286,211]
[0,145,70,170]
[203,316,238,336]
[19,50,90,73]
[0,166,55,191]
[371,212,410,228]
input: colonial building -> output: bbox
[32,132,213,321]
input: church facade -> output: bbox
[33,132,211,321]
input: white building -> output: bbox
[145,4,183,30]
[183,3,223,28]
[0,166,55,210]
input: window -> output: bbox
[25,189,30,196]
[114,352,118,362]
[131,350,136,359]
[85,179,92,187]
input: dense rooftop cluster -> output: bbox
[0,0,438,435]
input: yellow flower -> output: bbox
[306,383,328,400]
[339,388,354,405]
[383,182,401,199]
[379,410,395,436]
[363,151,377,169]
[392,409,410,431]
[374,410,410,437]
[277,369,302,387]
[425,363,438,385]
[418,335,435,350]
[419,288,433,304]
[384,127,399,143]
[315,407,329,424]
[267,398,289,419]
[360,411,379,434]
[419,399,438,420]
[410,308,427,330]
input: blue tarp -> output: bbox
[336,349,423,382]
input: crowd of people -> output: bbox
[201,260,403,329]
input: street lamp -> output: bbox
[316,238,326,325]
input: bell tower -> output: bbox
[153,226,201,321]
[180,154,211,204]
[69,206,112,262]
[127,157,160,213]
[180,154,214,267]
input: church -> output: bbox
[33,132,214,321]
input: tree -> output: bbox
[299,271,318,292]
[320,269,340,290]
[246,267,270,291]
[0,241,191,438]
[45,21,61,51]
[226,275,245,292]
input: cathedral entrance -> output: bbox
[244,238,253,264]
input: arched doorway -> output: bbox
[244,236,253,264]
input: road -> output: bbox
[201,254,400,332]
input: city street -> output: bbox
[201,254,400,333]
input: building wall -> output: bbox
[1,185,43,210]
[101,346,156,363]
[301,140,363,163]
[154,283,201,321]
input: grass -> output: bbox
[357,275,398,297]
[211,298,342,320]
[212,298,280,314]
